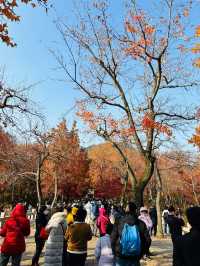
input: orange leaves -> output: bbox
[195,26,200,37]
[0,0,48,46]
[124,12,155,61]
[189,125,200,148]
[191,44,200,54]
[193,58,200,68]
[142,114,172,137]
[192,26,200,68]
[125,22,137,33]
[144,25,155,35]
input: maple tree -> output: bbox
[88,143,123,199]
[42,120,90,206]
[54,0,199,206]
[0,0,48,46]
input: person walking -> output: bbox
[173,206,200,266]
[149,206,157,236]
[44,208,67,266]
[111,202,151,266]
[139,207,153,235]
[166,206,185,244]
[162,207,169,235]
[0,203,30,266]
[95,223,114,266]
[97,207,111,237]
[32,205,49,266]
[138,207,153,258]
[65,206,92,266]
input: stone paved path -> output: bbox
[1,236,172,266]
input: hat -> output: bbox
[140,206,148,212]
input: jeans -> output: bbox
[32,239,45,265]
[0,253,22,266]
[67,252,87,266]
[115,257,140,266]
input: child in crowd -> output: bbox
[95,223,114,266]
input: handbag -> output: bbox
[39,227,49,240]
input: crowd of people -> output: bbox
[0,200,200,266]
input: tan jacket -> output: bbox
[65,222,92,253]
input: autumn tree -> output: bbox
[42,120,90,206]
[53,0,199,206]
[0,0,48,46]
[0,126,52,206]
[88,143,123,198]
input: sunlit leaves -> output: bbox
[142,114,172,137]
[0,0,48,46]
[191,44,200,54]
[195,26,200,37]
[189,125,200,147]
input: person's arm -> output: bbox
[94,238,101,260]
[65,226,70,242]
[0,221,7,237]
[23,219,31,236]
[139,221,151,257]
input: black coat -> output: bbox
[173,228,200,266]
[35,212,48,241]
[166,214,184,241]
[149,207,157,225]
[110,213,151,259]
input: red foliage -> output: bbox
[42,120,90,199]
[142,114,172,136]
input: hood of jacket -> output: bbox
[46,212,66,230]
[72,207,78,216]
[11,204,26,218]
[99,207,106,216]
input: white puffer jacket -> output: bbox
[44,212,67,266]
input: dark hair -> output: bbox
[186,206,200,229]
[106,223,113,235]
[39,205,47,213]
[168,206,175,213]
[126,202,137,214]
[67,206,72,213]
[75,207,87,222]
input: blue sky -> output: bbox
[0,0,200,148]
[0,0,125,145]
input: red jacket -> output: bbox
[0,204,30,255]
[97,208,110,235]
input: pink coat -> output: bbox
[139,213,153,231]
[97,208,110,235]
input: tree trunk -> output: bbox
[51,173,58,209]
[120,178,128,208]
[154,160,164,238]
[36,158,43,209]
[130,183,144,208]
[129,158,154,208]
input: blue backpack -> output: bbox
[120,223,141,257]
